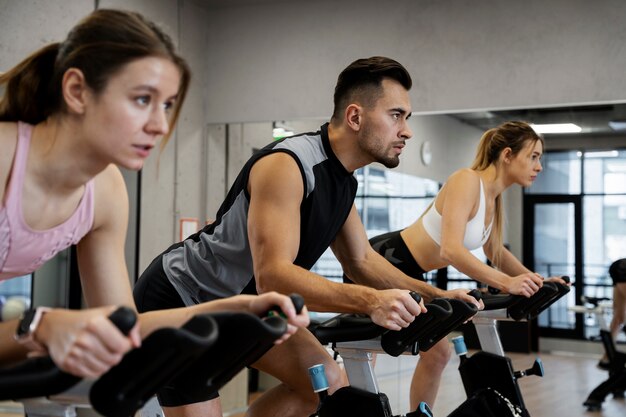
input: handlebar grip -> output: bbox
[409,291,422,305]
[468,289,482,301]
[560,275,570,284]
[0,306,137,400]
[108,306,137,335]
[289,293,305,314]
[267,293,306,318]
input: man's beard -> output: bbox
[359,125,401,168]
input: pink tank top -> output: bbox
[0,122,95,280]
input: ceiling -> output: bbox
[201,0,303,7]
[450,103,626,136]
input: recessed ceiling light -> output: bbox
[530,123,582,134]
[585,150,619,158]
[608,121,626,131]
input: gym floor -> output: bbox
[229,350,624,417]
[1,351,623,417]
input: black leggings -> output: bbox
[344,230,427,283]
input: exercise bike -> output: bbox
[447,277,571,417]
[307,291,481,417]
[569,295,626,411]
[307,278,569,417]
[0,295,304,417]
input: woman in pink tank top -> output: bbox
[0,9,309,381]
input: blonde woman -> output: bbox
[363,121,568,410]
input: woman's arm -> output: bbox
[77,164,135,308]
[484,243,532,276]
[333,206,481,309]
[438,170,542,296]
[334,205,443,301]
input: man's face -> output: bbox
[357,78,413,168]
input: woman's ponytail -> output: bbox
[0,43,61,124]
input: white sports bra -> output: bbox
[421,178,493,250]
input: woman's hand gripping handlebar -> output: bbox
[0,306,137,400]
[257,292,309,344]
[34,305,140,379]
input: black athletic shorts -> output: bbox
[609,258,626,285]
[343,229,427,283]
[134,253,220,406]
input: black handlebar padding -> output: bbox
[382,296,480,356]
[90,314,219,417]
[311,297,479,357]
[107,306,137,335]
[0,356,81,400]
[410,291,422,305]
[508,281,570,320]
[0,306,137,401]
[417,298,479,352]
[481,293,517,310]
[93,311,288,417]
[381,299,453,357]
[468,289,482,302]
[481,279,571,320]
[166,311,288,396]
[309,315,387,345]
[289,293,305,314]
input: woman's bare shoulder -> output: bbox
[447,168,481,188]
[0,122,19,200]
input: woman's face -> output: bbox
[81,56,181,171]
[509,139,543,187]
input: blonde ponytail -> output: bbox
[471,121,543,267]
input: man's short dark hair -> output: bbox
[331,56,412,120]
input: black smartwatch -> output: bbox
[14,307,51,354]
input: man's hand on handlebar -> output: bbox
[368,289,426,331]
[248,292,310,344]
[36,306,141,379]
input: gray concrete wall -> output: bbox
[203,0,626,124]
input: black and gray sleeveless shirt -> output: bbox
[162,123,358,305]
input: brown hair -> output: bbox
[0,9,190,146]
[331,56,412,121]
[471,121,544,267]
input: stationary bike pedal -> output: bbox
[401,401,433,417]
[513,357,544,379]
[583,399,602,412]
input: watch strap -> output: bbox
[15,306,52,355]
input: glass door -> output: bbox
[524,195,583,339]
